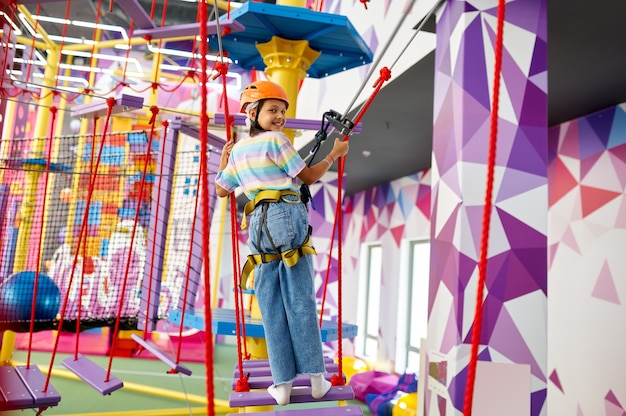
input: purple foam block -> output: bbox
[131,333,192,376]
[61,354,123,395]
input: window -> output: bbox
[395,239,430,373]
[356,243,382,360]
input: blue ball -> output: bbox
[0,271,61,322]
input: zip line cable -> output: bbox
[341,0,445,120]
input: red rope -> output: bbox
[328,67,392,386]
[462,1,505,415]
[45,97,116,391]
[149,0,157,21]
[225,133,251,384]
[230,191,251,381]
[174,164,203,367]
[73,135,100,356]
[25,106,58,372]
[214,51,251,384]
[142,120,169,340]
[198,2,216,415]
[106,106,160,373]
[319,201,341,328]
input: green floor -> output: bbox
[9,343,372,416]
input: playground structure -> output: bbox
[0,0,386,414]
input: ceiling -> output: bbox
[8,0,626,195]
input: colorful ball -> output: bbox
[392,392,418,416]
[341,356,370,383]
[0,271,61,322]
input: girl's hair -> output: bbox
[246,101,266,136]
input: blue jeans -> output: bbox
[248,194,326,385]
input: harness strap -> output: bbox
[241,189,300,229]
[239,228,317,290]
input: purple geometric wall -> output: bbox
[305,170,432,357]
[548,103,626,415]
[427,1,548,415]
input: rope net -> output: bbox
[0,129,207,332]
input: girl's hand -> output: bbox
[219,141,234,170]
[330,137,349,159]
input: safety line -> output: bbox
[462,1,506,414]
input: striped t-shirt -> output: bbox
[215,131,306,200]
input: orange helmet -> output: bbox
[240,80,289,113]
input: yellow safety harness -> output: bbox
[239,189,317,290]
[241,189,299,230]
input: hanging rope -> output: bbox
[462,1,505,415]
[208,0,250,389]
[198,2,216,415]
[319,200,341,328]
[173,159,203,368]
[0,2,17,95]
[141,120,169,341]
[106,106,161,371]
[321,67,392,387]
[24,105,59,374]
[44,97,116,391]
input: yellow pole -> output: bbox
[0,98,17,184]
[17,5,55,46]
[13,46,59,273]
[255,36,320,143]
[147,42,163,113]
[0,330,16,365]
[276,0,306,7]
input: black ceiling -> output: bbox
[11,0,626,195]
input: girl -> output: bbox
[215,80,349,405]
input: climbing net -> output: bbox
[0,128,212,331]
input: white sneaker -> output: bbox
[268,382,292,406]
[310,374,332,399]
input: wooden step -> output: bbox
[227,404,364,415]
[234,363,338,378]
[61,354,123,395]
[232,372,338,390]
[0,365,61,411]
[229,385,355,408]
[235,356,334,369]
